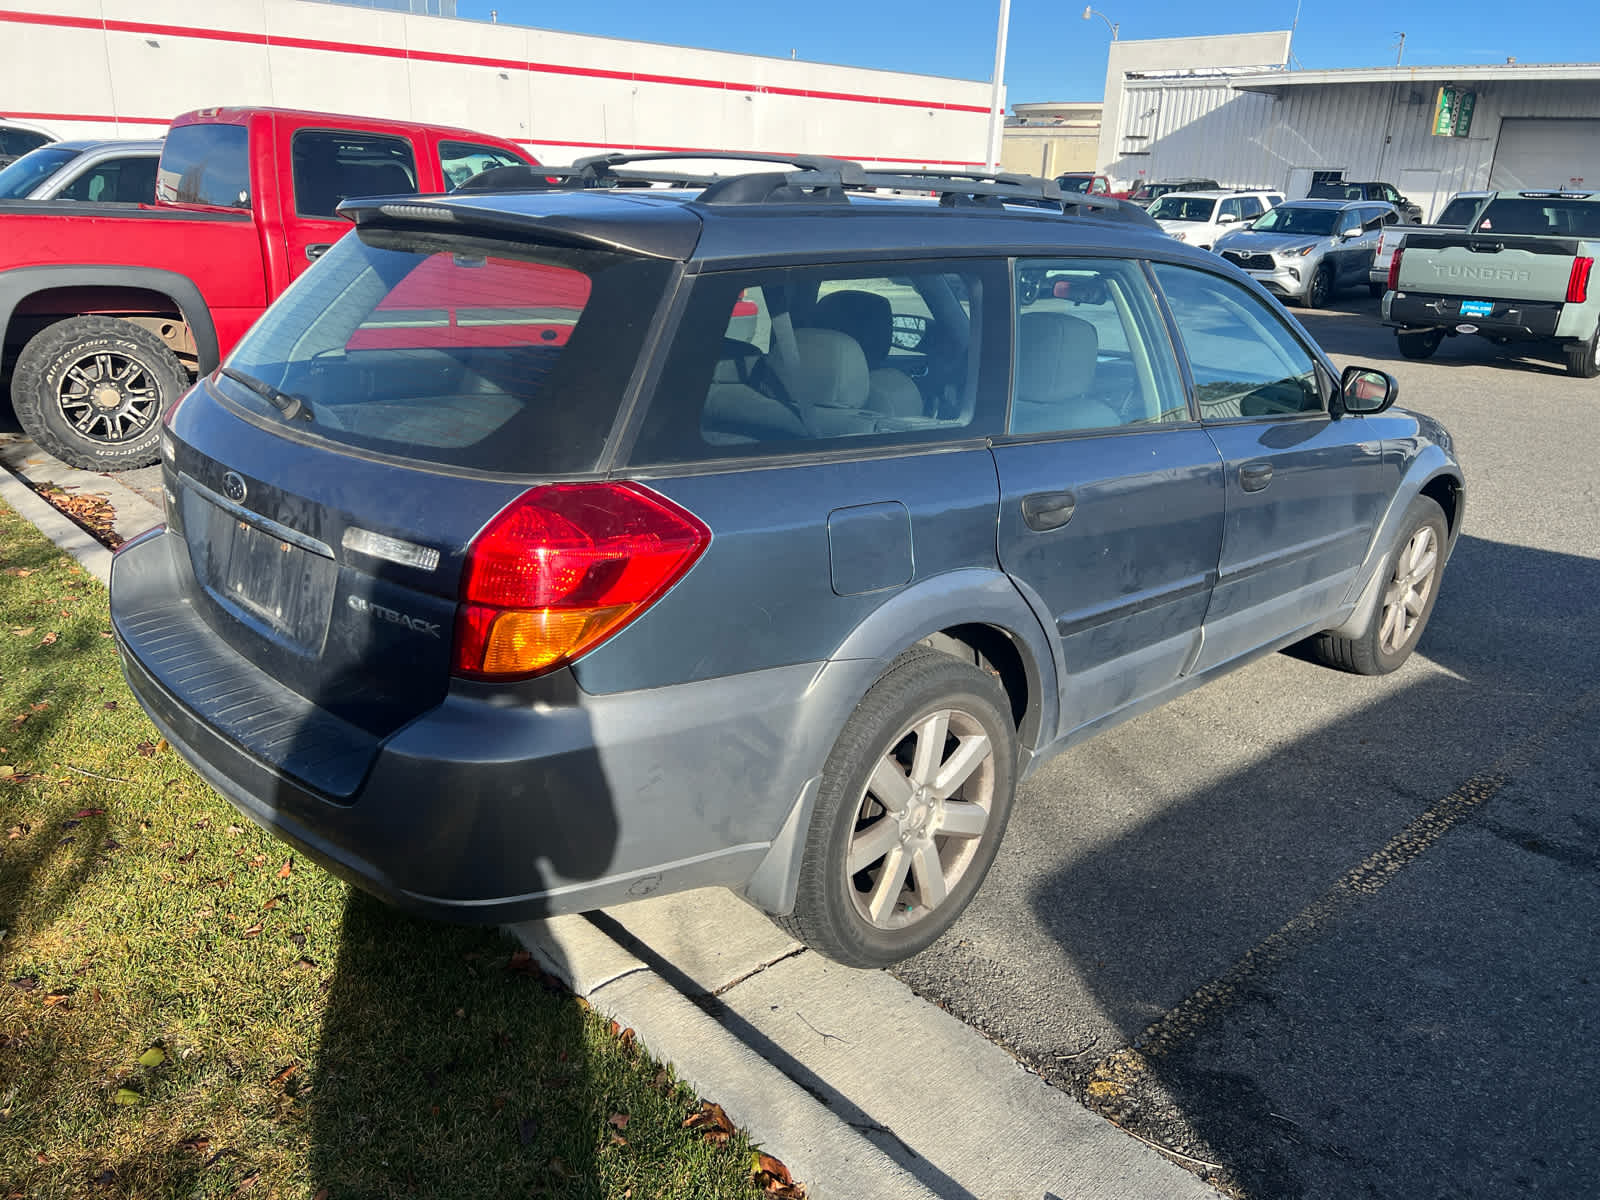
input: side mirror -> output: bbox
[1218,212,1239,224]
[1341,226,1364,239]
[1340,365,1397,415]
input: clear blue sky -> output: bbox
[458,0,1595,106]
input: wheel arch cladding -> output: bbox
[1330,462,1462,640]
[0,266,219,372]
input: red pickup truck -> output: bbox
[0,106,532,469]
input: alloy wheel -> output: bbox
[55,351,161,444]
[846,706,996,930]
[1380,523,1439,655]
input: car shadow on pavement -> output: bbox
[1295,302,1573,376]
[990,534,1599,1197]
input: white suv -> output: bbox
[1148,189,1284,251]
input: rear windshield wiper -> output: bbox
[219,367,313,422]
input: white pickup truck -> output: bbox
[1370,192,1491,287]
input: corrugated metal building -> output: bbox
[1099,35,1600,222]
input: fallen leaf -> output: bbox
[39,632,58,646]
[138,1046,167,1068]
[135,741,157,758]
[277,858,293,878]
[226,825,242,836]
[103,701,119,711]
[34,1152,48,1164]
[608,1113,630,1130]
[756,1152,795,1186]
[4,568,33,577]
[44,992,72,1009]
[7,825,27,839]
[74,807,105,818]
[30,702,49,712]
[261,898,280,912]
[619,1027,637,1053]
[269,1064,298,1087]
[112,1087,141,1106]
[176,848,198,863]
[248,854,266,867]
[685,1100,735,1145]
[242,923,264,938]
[156,738,169,753]
[180,1135,212,1154]
[234,1172,260,1192]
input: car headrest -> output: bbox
[1015,311,1098,405]
[813,290,893,366]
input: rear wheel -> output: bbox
[1397,329,1443,360]
[1307,264,1333,309]
[10,316,188,470]
[774,649,1018,967]
[1564,330,1599,379]
[1306,495,1447,675]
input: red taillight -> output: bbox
[1387,246,1404,292]
[452,482,710,680]
[1567,256,1594,304]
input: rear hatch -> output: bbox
[1397,195,1600,299]
[152,219,680,763]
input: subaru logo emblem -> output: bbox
[222,471,248,504]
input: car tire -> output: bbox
[1308,264,1333,308]
[1397,329,1443,360]
[11,316,188,470]
[773,648,1018,968]
[1563,330,1599,379]
[1306,495,1448,676]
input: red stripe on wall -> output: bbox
[0,8,992,115]
[15,110,986,168]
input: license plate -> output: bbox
[1459,300,1493,318]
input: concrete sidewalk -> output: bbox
[514,890,1220,1200]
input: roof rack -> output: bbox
[453,151,1154,221]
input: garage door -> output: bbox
[1489,118,1600,191]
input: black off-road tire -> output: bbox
[1397,329,1443,361]
[1564,330,1599,379]
[11,316,188,470]
[1305,495,1448,676]
[773,649,1018,968]
[1307,264,1333,309]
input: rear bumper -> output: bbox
[110,528,858,922]
[1385,291,1564,340]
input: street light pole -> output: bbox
[985,0,1012,172]
[1082,6,1119,39]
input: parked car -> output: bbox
[0,139,162,203]
[1307,179,1424,224]
[109,153,1464,969]
[1125,177,1219,208]
[1148,189,1284,250]
[1216,198,1399,306]
[1054,171,1122,197]
[1384,189,1600,376]
[0,106,532,470]
[1370,191,1491,288]
[0,118,56,168]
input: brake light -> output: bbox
[452,482,710,679]
[1387,246,1404,292]
[1567,256,1594,304]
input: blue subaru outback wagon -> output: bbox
[109,155,1464,967]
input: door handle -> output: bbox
[1239,462,1273,492]
[1021,490,1077,532]
[305,243,332,262]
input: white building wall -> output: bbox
[1107,75,1600,216]
[0,0,993,168]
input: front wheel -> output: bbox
[1397,329,1443,360]
[1564,330,1599,379]
[774,649,1018,967]
[1305,495,1448,675]
[10,316,189,470]
[1307,264,1333,309]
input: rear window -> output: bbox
[1435,195,1485,227]
[157,123,251,210]
[217,228,673,474]
[1474,198,1600,237]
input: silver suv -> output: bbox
[1215,198,1400,307]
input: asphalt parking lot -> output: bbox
[896,295,1600,1197]
[4,291,1595,1198]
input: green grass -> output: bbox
[0,500,768,1200]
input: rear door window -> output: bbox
[292,130,419,218]
[629,260,1008,465]
[439,140,525,189]
[217,228,673,474]
[56,155,158,203]
[157,123,251,209]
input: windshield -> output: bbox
[1474,197,1600,237]
[0,145,78,198]
[1148,196,1217,223]
[1057,175,1094,194]
[1434,196,1485,227]
[1249,206,1338,236]
[218,227,673,474]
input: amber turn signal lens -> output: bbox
[476,605,630,676]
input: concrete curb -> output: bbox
[0,457,116,584]
[513,891,1221,1200]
